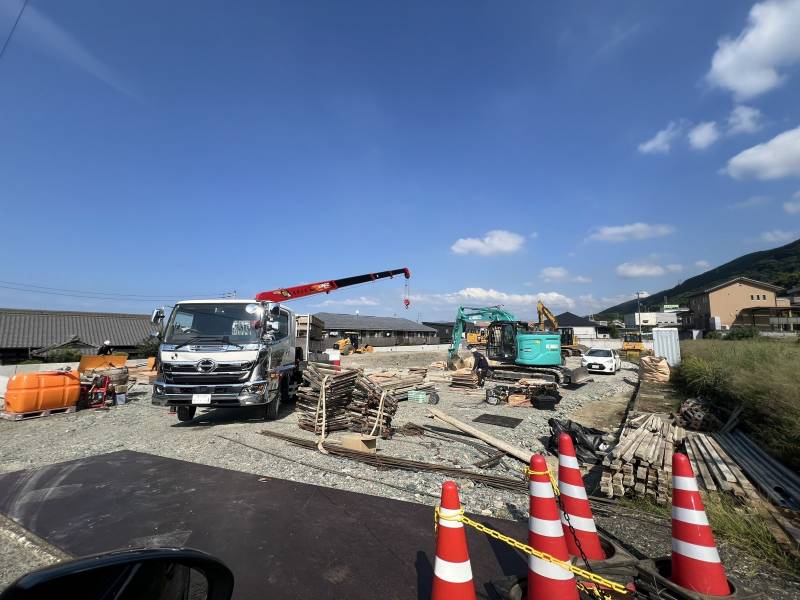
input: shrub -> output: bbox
[725,326,758,340]
[45,349,83,363]
[133,337,161,358]
[19,359,43,364]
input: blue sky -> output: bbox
[1,0,799,320]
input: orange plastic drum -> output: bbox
[4,371,81,414]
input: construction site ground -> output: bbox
[0,350,797,598]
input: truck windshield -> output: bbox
[164,303,261,344]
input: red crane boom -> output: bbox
[255,268,411,302]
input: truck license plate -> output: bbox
[192,394,211,405]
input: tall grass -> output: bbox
[678,338,800,471]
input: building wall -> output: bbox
[321,330,438,349]
[708,282,778,328]
[570,326,598,340]
[624,312,678,328]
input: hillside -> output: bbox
[599,237,800,317]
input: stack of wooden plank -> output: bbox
[686,432,762,501]
[450,369,480,389]
[600,413,686,503]
[296,363,359,434]
[349,371,434,437]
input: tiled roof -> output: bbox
[556,312,598,327]
[0,308,152,349]
[313,313,437,333]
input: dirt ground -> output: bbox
[0,349,797,597]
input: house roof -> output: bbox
[555,312,597,328]
[688,277,784,297]
[314,312,437,333]
[0,308,152,349]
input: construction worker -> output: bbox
[97,340,113,356]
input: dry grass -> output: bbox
[622,494,800,577]
[678,338,800,471]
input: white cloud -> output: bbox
[313,296,380,307]
[784,190,800,213]
[694,260,711,269]
[411,287,575,309]
[727,105,763,134]
[540,267,569,281]
[726,125,800,179]
[760,229,797,243]
[540,267,591,283]
[688,121,721,149]
[638,121,683,154]
[616,262,682,278]
[588,222,675,242]
[707,0,800,100]
[0,3,138,99]
[729,195,771,209]
[451,230,524,256]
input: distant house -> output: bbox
[314,313,438,349]
[555,312,603,340]
[422,321,455,344]
[624,312,679,329]
[0,308,152,364]
[684,277,784,330]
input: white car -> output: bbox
[581,348,622,374]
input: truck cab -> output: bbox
[150,299,297,422]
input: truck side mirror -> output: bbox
[150,308,165,325]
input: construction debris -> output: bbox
[676,397,722,431]
[427,406,532,463]
[638,355,670,383]
[258,429,527,492]
[296,363,359,434]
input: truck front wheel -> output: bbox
[264,395,280,420]
[177,406,196,422]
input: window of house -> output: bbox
[750,295,754,300]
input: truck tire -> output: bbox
[264,397,279,420]
[177,406,196,422]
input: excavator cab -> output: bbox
[486,321,517,361]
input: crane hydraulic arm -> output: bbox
[256,268,410,302]
[448,306,516,359]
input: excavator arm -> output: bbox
[448,306,516,359]
[536,300,559,331]
[256,268,410,302]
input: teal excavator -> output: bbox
[448,306,588,385]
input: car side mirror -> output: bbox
[0,548,234,600]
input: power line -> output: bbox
[0,280,221,300]
[0,0,29,62]
[0,283,229,302]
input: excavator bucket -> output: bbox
[566,365,591,385]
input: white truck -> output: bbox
[150,268,411,422]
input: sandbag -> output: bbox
[639,355,670,382]
[547,418,610,464]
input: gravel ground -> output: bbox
[0,350,796,596]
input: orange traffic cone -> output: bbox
[432,481,476,600]
[671,453,731,596]
[528,454,579,600]
[558,432,606,560]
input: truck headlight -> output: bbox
[239,383,266,397]
[155,385,165,395]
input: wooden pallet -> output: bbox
[0,405,77,421]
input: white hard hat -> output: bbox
[104,340,111,345]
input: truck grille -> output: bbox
[163,361,254,385]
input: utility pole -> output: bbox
[636,291,643,336]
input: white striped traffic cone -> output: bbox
[432,481,476,600]
[671,453,730,596]
[558,432,606,560]
[528,454,579,600]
